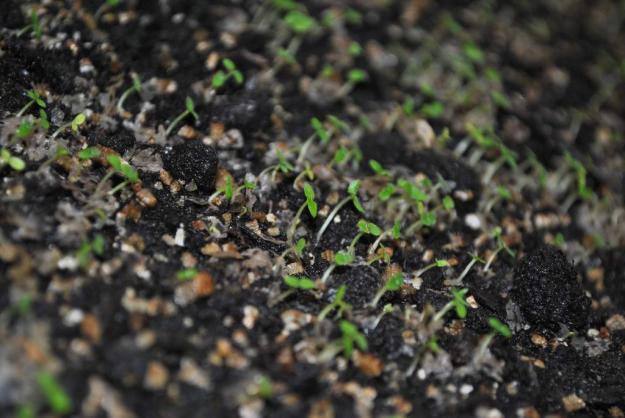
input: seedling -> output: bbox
[51,113,87,139]
[368,159,390,177]
[212,58,244,89]
[36,371,72,414]
[339,320,368,359]
[92,154,139,197]
[296,116,348,166]
[564,152,594,201]
[338,68,368,96]
[284,10,316,33]
[476,317,512,362]
[39,109,50,130]
[420,101,445,119]
[17,10,42,40]
[78,147,101,161]
[176,268,198,282]
[209,175,256,205]
[316,180,365,243]
[445,253,485,286]
[270,275,316,307]
[370,272,403,308]
[1,148,26,171]
[116,74,142,114]
[258,148,295,182]
[348,219,382,254]
[482,226,515,273]
[165,97,199,138]
[287,183,317,244]
[320,250,354,284]
[15,120,35,139]
[76,234,105,269]
[371,303,394,329]
[348,41,363,57]
[368,219,401,256]
[432,288,469,322]
[415,259,448,278]
[255,375,274,399]
[38,146,69,172]
[17,89,46,117]
[318,285,352,321]
[292,161,315,189]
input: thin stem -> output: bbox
[165,110,190,138]
[474,333,495,364]
[117,87,137,115]
[51,122,73,139]
[268,289,295,308]
[93,169,116,197]
[482,247,503,273]
[482,158,504,184]
[320,264,336,284]
[316,196,351,243]
[368,231,389,255]
[108,180,129,195]
[370,288,386,308]
[415,262,436,277]
[16,101,34,117]
[295,134,316,167]
[371,309,387,330]
[287,202,307,245]
[446,258,478,286]
[432,301,454,323]
[347,232,364,255]
[16,24,33,38]
[317,303,335,322]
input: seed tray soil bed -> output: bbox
[2,1,625,417]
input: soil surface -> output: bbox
[2,1,625,418]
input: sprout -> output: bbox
[212,58,244,89]
[340,320,368,359]
[318,285,351,321]
[78,147,101,160]
[286,182,317,244]
[463,42,484,63]
[482,226,515,273]
[39,109,50,130]
[165,97,199,138]
[117,74,142,115]
[320,250,354,284]
[1,148,26,171]
[415,259,448,278]
[371,303,394,329]
[176,268,198,282]
[16,120,34,139]
[370,272,403,308]
[347,219,382,254]
[337,68,368,97]
[476,317,512,362]
[284,11,316,34]
[270,275,316,307]
[92,154,139,196]
[445,253,485,286]
[377,183,396,201]
[36,371,72,414]
[77,234,105,270]
[17,10,43,41]
[432,288,469,322]
[255,375,274,399]
[316,180,365,243]
[368,159,390,177]
[420,101,445,119]
[16,89,46,117]
[348,41,362,56]
[442,195,455,210]
[564,152,594,201]
[51,113,87,139]
[296,115,348,166]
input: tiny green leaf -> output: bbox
[378,183,396,201]
[212,71,227,88]
[9,156,26,171]
[435,259,449,268]
[386,272,404,291]
[348,180,360,196]
[177,268,198,282]
[442,195,455,210]
[36,371,72,414]
[78,147,101,160]
[392,220,401,239]
[71,113,86,132]
[16,121,34,138]
[347,69,367,83]
[488,317,512,338]
[369,159,389,177]
[223,58,236,72]
[91,234,105,256]
[284,11,316,34]
[334,251,354,266]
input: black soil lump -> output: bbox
[512,245,590,331]
[162,141,219,192]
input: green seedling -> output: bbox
[442,195,455,211]
[15,120,35,139]
[367,220,401,257]
[405,201,437,235]
[212,58,244,89]
[76,234,105,269]
[165,97,199,138]
[209,175,256,205]
[446,253,485,286]
[348,219,382,254]
[316,180,365,243]
[287,183,318,244]
[78,147,101,160]
[476,317,512,362]
[338,68,368,96]
[271,275,316,307]
[92,154,139,197]
[284,10,316,34]
[348,41,363,56]
[16,405,36,418]
[176,268,198,282]
[340,320,368,359]
[420,101,445,119]
[17,10,42,40]
[463,42,484,63]
[368,159,390,177]
[116,74,142,114]
[370,272,403,308]
[255,375,274,399]
[482,226,515,273]
[432,288,469,322]
[292,161,315,189]
[258,148,295,183]
[17,89,46,117]
[371,303,394,329]
[415,259,448,278]
[39,109,50,130]
[564,152,594,201]
[36,371,72,415]
[38,146,69,172]
[1,148,26,171]
[276,238,307,270]
[51,113,86,139]
[318,285,351,321]
[320,250,354,284]
[296,116,348,166]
